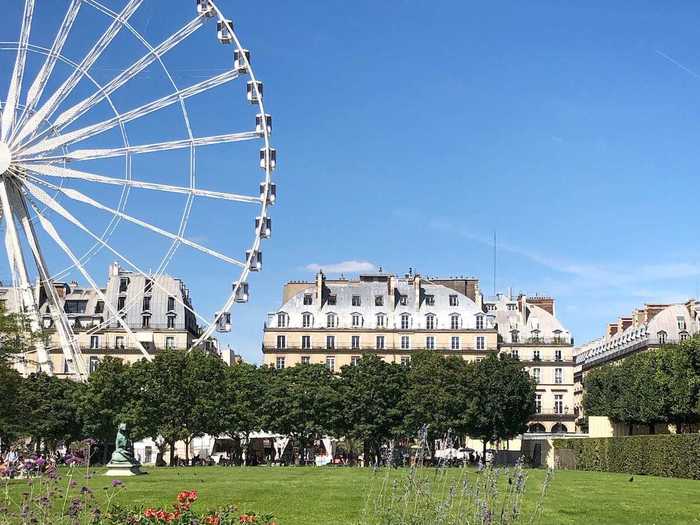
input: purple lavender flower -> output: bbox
[111,479,123,487]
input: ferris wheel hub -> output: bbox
[0,142,11,175]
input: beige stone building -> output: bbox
[263,270,576,434]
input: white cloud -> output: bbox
[305,260,377,274]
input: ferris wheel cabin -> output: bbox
[234,49,250,74]
[217,20,234,44]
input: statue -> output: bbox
[104,423,144,476]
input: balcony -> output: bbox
[531,411,577,421]
[261,345,496,354]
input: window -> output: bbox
[399,295,408,306]
[276,356,285,370]
[167,315,175,329]
[352,295,361,307]
[167,296,175,311]
[511,349,519,360]
[351,355,360,366]
[328,294,337,306]
[476,336,485,350]
[142,315,150,328]
[117,296,126,310]
[144,278,153,293]
[301,356,310,365]
[352,335,360,349]
[553,330,563,344]
[554,394,564,414]
[511,330,519,343]
[300,313,311,328]
[115,336,125,349]
[89,356,100,374]
[303,294,313,305]
[400,356,410,366]
[532,367,540,383]
[449,295,458,306]
[375,295,384,306]
[535,394,542,414]
[657,331,667,344]
[425,314,435,330]
[119,277,129,293]
[451,336,460,350]
[90,336,99,349]
[400,314,410,330]
[277,312,288,327]
[301,335,311,349]
[144,446,153,464]
[142,296,151,311]
[486,304,496,311]
[162,336,173,350]
[401,336,410,350]
[64,300,87,314]
[325,356,335,372]
[425,295,435,306]
[95,301,104,314]
[326,335,335,350]
[555,350,562,362]
[352,313,362,327]
[507,304,517,311]
[426,336,435,350]
[450,315,460,330]
[475,315,484,330]
[533,349,541,361]
[677,317,687,330]
[376,314,385,328]
[327,313,337,328]
[680,331,689,342]
[277,335,286,349]
[555,368,563,384]
[376,336,385,350]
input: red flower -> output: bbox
[156,510,167,520]
[239,514,257,523]
[205,515,221,525]
[143,508,158,519]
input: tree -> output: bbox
[261,363,337,464]
[0,310,41,363]
[583,364,627,421]
[0,362,25,450]
[401,350,472,452]
[617,352,666,434]
[465,354,536,457]
[336,354,407,465]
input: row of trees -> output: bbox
[583,338,700,433]
[0,347,536,464]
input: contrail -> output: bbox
[655,49,700,80]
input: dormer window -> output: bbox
[425,314,436,330]
[475,315,484,330]
[657,331,667,344]
[450,314,460,330]
[677,317,687,330]
[142,296,151,312]
[399,295,408,306]
[328,294,337,306]
[376,313,386,328]
[302,313,313,328]
[352,295,361,307]
[326,313,337,328]
[425,295,435,306]
[449,295,458,306]
[511,330,519,343]
[95,301,104,314]
[352,313,363,327]
[277,312,288,328]
[400,313,411,330]
[303,294,313,306]
[375,295,384,306]
[680,331,689,342]
[119,277,129,293]
[167,296,175,311]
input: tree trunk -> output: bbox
[648,423,655,435]
[363,440,371,468]
[184,438,190,465]
[169,440,175,467]
[482,439,487,462]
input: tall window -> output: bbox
[167,315,175,329]
[352,313,362,327]
[119,277,129,293]
[167,296,175,311]
[533,349,541,361]
[425,314,435,330]
[276,356,285,370]
[327,313,337,328]
[90,336,99,349]
[165,336,175,349]
[89,356,100,374]
[511,349,519,360]
[535,394,542,414]
[144,278,153,293]
[451,336,460,350]
[680,331,689,342]
[449,295,458,306]
[301,356,310,365]
[400,314,410,330]
[117,296,126,310]
[555,350,562,362]
[425,295,435,306]
[326,335,335,349]
[325,356,335,372]
[142,296,151,311]
[302,313,313,328]
[115,336,124,349]
[352,295,361,307]
[276,335,286,349]
[142,315,150,328]
[475,336,485,350]
[532,368,540,384]
[351,355,360,366]
[511,330,519,343]
[352,335,360,349]
[401,336,410,350]
[450,315,460,330]
[475,315,484,330]
[553,330,563,344]
[95,301,104,314]
[303,294,313,305]
[554,394,564,414]
[376,314,385,328]
[657,331,667,344]
[277,312,288,327]
[375,295,384,306]
[376,336,385,350]
[328,294,337,305]
[555,368,563,384]
[426,336,435,350]
[677,317,687,330]
[302,335,311,349]
[400,356,410,366]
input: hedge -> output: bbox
[553,434,700,479]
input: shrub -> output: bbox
[553,434,700,479]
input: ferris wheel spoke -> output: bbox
[23,195,152,360]
[13,0,83,138]
[18,69,239,157]
[12,0,143,147]
[53,14,207,131]
[1,0,35,140]
[25,175,246,268]
[21,162,262,204]
[19,130,260,163]
[22,179,215,331]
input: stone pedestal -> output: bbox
[104,462,145,476]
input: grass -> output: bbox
[3,466,700,524]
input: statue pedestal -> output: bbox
[104,461,144,476]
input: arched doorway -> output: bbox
[551,423,568,434]
[528,423,546,433]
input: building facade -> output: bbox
[263,270,576,434]
[573,299,700,430]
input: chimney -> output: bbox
[109,261,120,277]
[607,323,619,337]
[414,275,422,309]
[620,317,633,331]
[526,296,555,316]
[316,271,325,305]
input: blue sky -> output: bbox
[4,1,700,361]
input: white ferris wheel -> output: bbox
[0,0,276,380]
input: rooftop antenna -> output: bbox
[493,231,497,296]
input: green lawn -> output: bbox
[3,466,700,524]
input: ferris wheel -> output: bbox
[0,0,276,380]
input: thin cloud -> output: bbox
[656,50,700,81]
[305,260,377,274]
